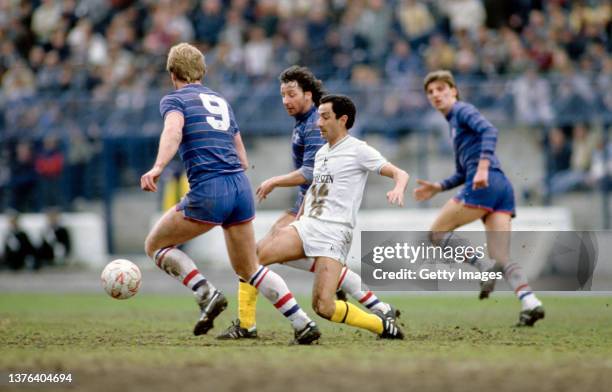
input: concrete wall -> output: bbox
[0,213,107,266]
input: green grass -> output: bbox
[1,293,612,391]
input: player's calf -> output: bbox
[249,265,320,344]
[501,262,545,326]
[217,277,260,340]
[336,266,396,316]
[150,246,215,297]
[147,245,224,334]
[503,262,543,309]
[312,295,336,319]
[329,300,404,340]
[430,232,499,300]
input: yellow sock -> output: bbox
[238,280,258,329]
[330,300,383,335]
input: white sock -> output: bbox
[502,262,542,310]
[248,265,312,330]
[337,267,391,314]
[153,246,214,297]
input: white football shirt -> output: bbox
[302,135,388,228]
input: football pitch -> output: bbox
[1,293,612,392]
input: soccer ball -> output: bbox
[101,259,142,299]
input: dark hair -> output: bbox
[279,65,326,106]
[319,94,357,130]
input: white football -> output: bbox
[101,259,142,299]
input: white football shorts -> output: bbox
[290,216,353,265]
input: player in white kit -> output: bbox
[257,94,410,339]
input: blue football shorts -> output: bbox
[176,172,255,228]
[453,169,516,218]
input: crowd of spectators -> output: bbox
[0,0,610,211]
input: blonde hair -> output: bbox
[423,70,460,100]
[166,43,206,83]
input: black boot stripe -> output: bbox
[341,301,350,324]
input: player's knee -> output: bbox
[144,236,156,259]
[144,236,172,262]
[256,245,272,265]
[255,242,264,259]
[233,264,256,282]
[312,296,335,319]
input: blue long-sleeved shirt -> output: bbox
[291,105,326,194]
[440,101,501,191]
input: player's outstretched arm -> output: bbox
[413,179,442,202]
[141,112,184,192]
[256,169,308,202]
[233,132,249,170]
[379,163,409,207]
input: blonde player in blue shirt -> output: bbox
[141,43,320,344]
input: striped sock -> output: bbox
[153,246,213,297]
[337,266,390,314]
[503,262,542,310]
[248,265,312,331]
